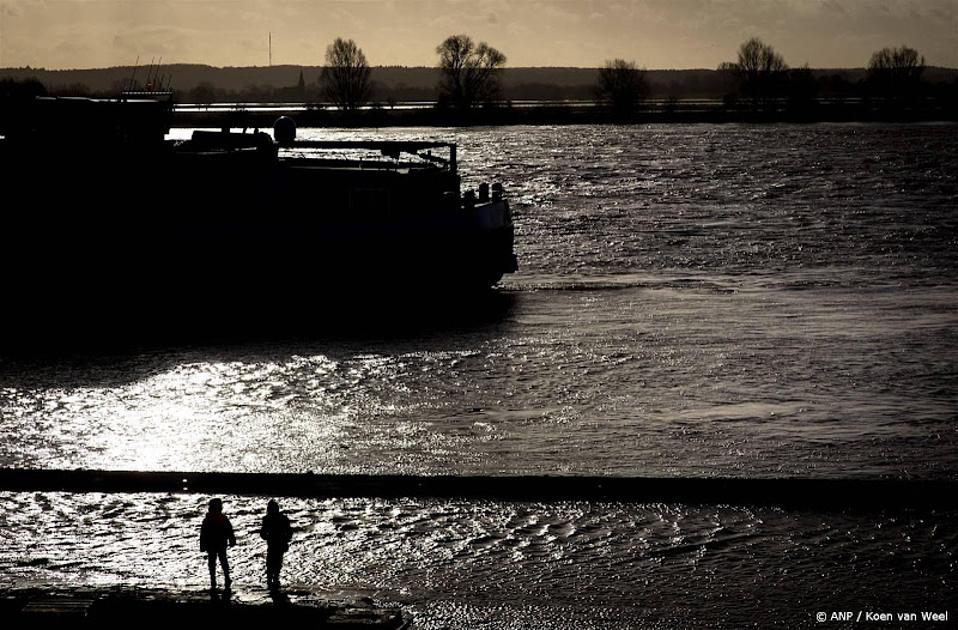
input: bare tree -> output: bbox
[721,37,788,106]
[595,59,648,115]
[868,46,925,98]
[436,34,506,109]
[319,38,372,111]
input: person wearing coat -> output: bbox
[200,497,236,590]
[260,499,293,589]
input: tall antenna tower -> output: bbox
[269,32,272,67]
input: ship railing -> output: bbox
[119,90,174,101]
[284,140,457,173]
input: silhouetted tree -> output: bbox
[817,73,853,99]
[868,46,925,99]
[594,59,648,115]
[55,82,91,97]
[0,77,47,101]
[720,37,788,107]
[786,65,817,111]
[319,38,372,111]
[239,84,275,102]
[188,81,217,105]
[436,34,506,109]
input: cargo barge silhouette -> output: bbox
[0,96,517,340]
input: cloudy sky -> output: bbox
[1,0,956,69]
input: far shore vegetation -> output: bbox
[2,36,957,125]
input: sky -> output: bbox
[1,0,956,70]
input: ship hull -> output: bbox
[0,138,516,345]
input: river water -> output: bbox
[1,123,957,626]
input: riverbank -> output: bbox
[1,468,955,509]
[0,585,408,628]
[172,100,958,128]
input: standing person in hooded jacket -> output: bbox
[260,499,293,589]
[200,497,236,591]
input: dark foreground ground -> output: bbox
[0,586,408,628]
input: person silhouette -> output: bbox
[259,499,293,589]
[200,498,236,591]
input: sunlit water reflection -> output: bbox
[1,283,954,478]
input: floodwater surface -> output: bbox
[1,123,956,627]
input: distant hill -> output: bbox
[2,64,956,101]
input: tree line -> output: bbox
[597,39,932,116]
[313,35,940,115]
[2,35,952,116]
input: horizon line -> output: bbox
[5,63,958,74]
